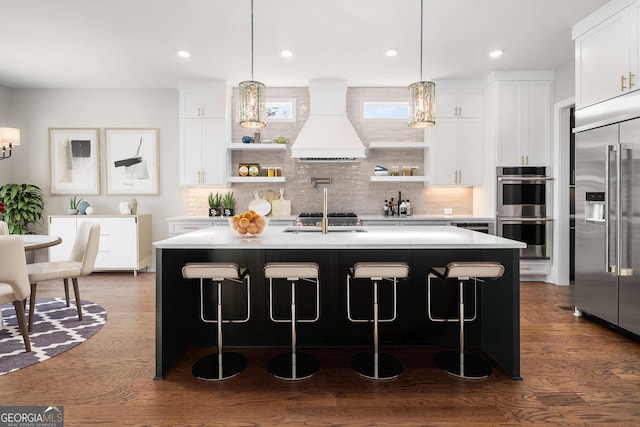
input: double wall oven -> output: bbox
[497,166,553,259]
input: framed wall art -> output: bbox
[105,128,159,195]
[49,128,101,195]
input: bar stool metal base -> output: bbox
[268,351,320,381]
[434,350,492,380]
[192,352,247,381]
[349,351,403,380]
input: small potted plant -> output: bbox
[222,191,236,217]
[208,192,223,217]
[68,195,83,215]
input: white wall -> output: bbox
[0,84,13,183]
[553,61,575,103]
[7,88,186,267]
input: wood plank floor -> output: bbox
[1,272,640,426]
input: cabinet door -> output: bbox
[48,217,77,262]
[79,217,137,269]
[525,82,551,166]
[180,118,204,185]
[180,88,227,118]
[435,89,459,118]
[429,118,459,184]
[496,82,525,166]
[201,118,226,186]
[435,88,482,118]
[575,7,633,108]
[457,119,483,185]
[457,88,482,117]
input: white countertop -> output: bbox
[167,215,494,222]
[154,225,524,250]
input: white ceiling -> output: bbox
[0,0,608,89]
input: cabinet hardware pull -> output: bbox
[621,74,627,91]
[630,72,635,89]
[525,155,528,165]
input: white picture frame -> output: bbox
[49,128,101,195]
[105,128,159,195]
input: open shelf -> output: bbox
[227,143,287,151]
[227,177,286,183]
[370,176,429,182]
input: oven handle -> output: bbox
[497,176,554,182]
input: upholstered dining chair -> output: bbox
[27,221,100,332]
[0,235,32,352]
[0,220,9,235]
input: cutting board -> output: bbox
[271,188,291,217]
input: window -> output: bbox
[363,101,409,119]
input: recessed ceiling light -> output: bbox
[280,50,293,58]
[385,49,398,57]
[177,50,191,58]
[489,49,503,58]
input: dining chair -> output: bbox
[27,221,100,332]
[0,235,32,352]
[0,220,9,235]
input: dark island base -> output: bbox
[156,248,521,380]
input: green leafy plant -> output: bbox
[222,192,236,209]
[69,195,84,210]
[208,192,222,209]
[0,183,45,234]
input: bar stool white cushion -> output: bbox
[351,262,410,280]
[434,262,505,280]
[264,262,319,279]
[182,263,246,280]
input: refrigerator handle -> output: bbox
[605,145,614,274]
[620,144,633,276]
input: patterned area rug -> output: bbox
[0,298,106,375]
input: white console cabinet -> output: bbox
[49,215,152,275]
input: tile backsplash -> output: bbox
[187,86,472,216]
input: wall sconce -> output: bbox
[0,127,21,160]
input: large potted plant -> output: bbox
[0,183,45,234]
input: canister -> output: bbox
[248,164,260,176]
[238,163,249,176]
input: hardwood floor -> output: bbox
[2,272,640,426]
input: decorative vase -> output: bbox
[67,208,78,215]
[119,202,130,215]
[209,207,222,217]
[85,206,94,215]
[223,208,235,217]
[129,198,138,215]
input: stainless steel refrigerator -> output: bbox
[575,116,640,336]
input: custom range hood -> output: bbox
[290,78,366,162]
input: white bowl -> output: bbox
[374,170,389,176]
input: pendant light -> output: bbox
[239,0,266,128]
[408,0,435,128]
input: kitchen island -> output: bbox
[154,225,525,380]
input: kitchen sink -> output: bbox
[282,226,368,233]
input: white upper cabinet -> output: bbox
[574,0,639,109]
[428,118,483,185]
[496,81,551,166]
[180,88,227,118]
[178,80,230,186]
[436,87,482,118]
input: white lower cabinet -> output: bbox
[49,215,152,275]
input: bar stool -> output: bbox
[427,261,505,379]
[347,262,410,380]
[264,262,320,380]
[182,263,250,381]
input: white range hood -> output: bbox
[290,78,366,162]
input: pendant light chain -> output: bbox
[251,0,254,81]
[420,0,423,82]
[239,0,266,128]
